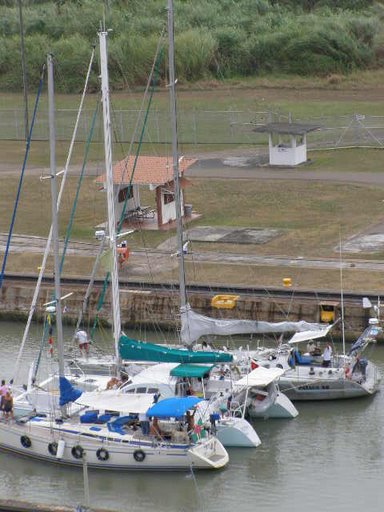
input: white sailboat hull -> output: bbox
[215,417,261,448]
[0,420,228,470]
[278,363,381,400]
[247,392,298,419]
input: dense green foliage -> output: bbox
[0,0,382,91]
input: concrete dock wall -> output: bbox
[0,281,375,341]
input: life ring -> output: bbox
[133,449,146,462]
[48,442,58,456]
[71,445,84,459]
[96,448,109,461]
[20,435,32,449]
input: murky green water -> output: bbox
[0,320,383,512]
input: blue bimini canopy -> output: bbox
[146,396,202,419]
[59,376,82,406]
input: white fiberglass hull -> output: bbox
[0,420,228,471]
[279,363,381,401]
[247,392,298,419]
[215,417,261,448]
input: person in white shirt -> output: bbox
[322,343,332,368]
[74,330,89,356]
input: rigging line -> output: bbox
[60,100,100,272]
[110,31,166,205]
[12,48,96,385]
[90,271,110,341]
[0,64,45,290]
[90,42,166,330]
[73,236,106,337]
[90,34,166,335]
[117,35,165,231]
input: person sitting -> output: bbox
[185,383,194,396]
[150,417,162,438]
[307,341,316,355]
[106,377,121,390]
[185,409,196,432]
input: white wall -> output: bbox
[160,189,184,225]
[114,184,140,222]
[269,134,307,166]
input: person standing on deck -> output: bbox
[322,343,333,368]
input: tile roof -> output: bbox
[95,155,197,185]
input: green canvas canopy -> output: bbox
[118,335,233,363]
[170,364,215,378]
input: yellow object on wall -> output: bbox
[211,295,240,309]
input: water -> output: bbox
[0,320,383,512]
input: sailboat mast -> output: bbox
[167,0,187,310]
[99,29,122,364]
[47,53,65,379]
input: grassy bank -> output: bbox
[0,1,382,91]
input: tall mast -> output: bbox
[167,0,187,311]
[47,54,65,381]
[99,29,121,364]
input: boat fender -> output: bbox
[133,449,146,462]
[56,439,66,459]
[71,445,84,459]
[344,367,351,379]
[96,448,109,461]
[48,442,58,456]
[20,435,32,449]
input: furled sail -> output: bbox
[119,335,233,363]
[180,305,326,346]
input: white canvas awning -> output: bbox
[288,323,334,344]
[75,391,156,414]
[233,366,284,389]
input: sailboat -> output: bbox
[251,319,382,400]
[0,33,229,471]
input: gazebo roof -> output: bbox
[96,155,197,186]
[253,122,321,136]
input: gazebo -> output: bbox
[96,155,196,229]
[253,122,321,166]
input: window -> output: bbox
[163,192,174,205]
[136,387,147,394]
[148,387,159,394]
[118,186,133,203]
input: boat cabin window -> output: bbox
[136,387,147,394]
[148,387,159,394]
[124,388,135,393]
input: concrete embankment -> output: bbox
[0,277,375,341]
[0,499,112,512]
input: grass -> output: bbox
[3,83,384,293]
[0,175,106,240]
[3,169,384,293]
[2,173,384,256]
